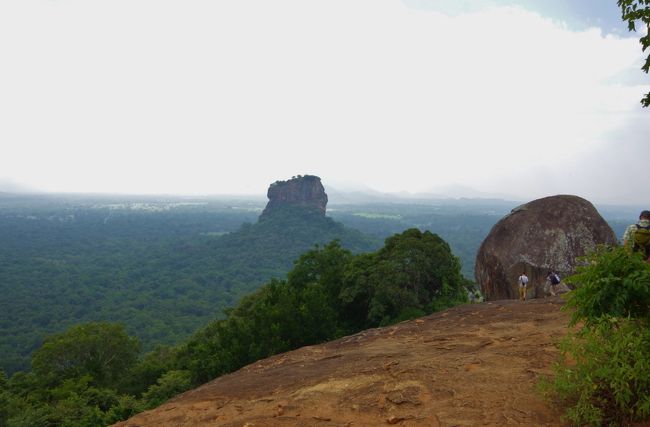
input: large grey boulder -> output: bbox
[475,195,617,300]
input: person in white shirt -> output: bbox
[517,272,529,301]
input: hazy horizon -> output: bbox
[4,176,650,210]
[1,0,649,205]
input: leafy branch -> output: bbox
[618,0,650,107]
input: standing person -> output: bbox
[517,272,529,301]
[623,210,650,261]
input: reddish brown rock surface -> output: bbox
[475,195,617,301]
[260,175,328,219]
[114,298,569,427]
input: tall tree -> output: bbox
[618,0,650,107]
[342,229,467,327]
[31,322,140,389]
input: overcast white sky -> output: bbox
[1,0,648,204]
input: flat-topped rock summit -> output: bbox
[260,175,328,219]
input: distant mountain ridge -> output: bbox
[325,185,521,205]
[0,178,39,193]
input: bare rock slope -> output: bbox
[115,298,569,427]
[475,195,617,300]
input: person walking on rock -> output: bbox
[547,271,561,296]
[623,210,650,262]
[517,272,529,301]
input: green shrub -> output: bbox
[542,246,650,426]
[141,370,192,408]
[565,246,650,327]
[542,317,650,426]
[104,395,144,425]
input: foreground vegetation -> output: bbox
[0,228,468,426]
[541,247,650,426]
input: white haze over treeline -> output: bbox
[0,0,648,205]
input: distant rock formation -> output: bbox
[475,195,617,300]
[260,175,328,219]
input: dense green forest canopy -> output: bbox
[0,228,469,427]
[0,194,375,374]
[0,192,637,375]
